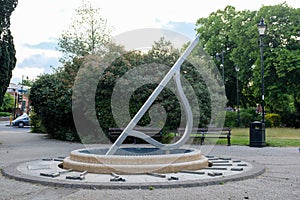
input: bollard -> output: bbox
[9,115,12,126]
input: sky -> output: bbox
[9,0,300,84]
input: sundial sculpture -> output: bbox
[63,35,211,174]
[106,35,199,155]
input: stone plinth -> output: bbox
[63,147,209,174]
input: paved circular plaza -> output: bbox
[0,122,299,199]
[2,154,264,189]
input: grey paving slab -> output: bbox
[0,122,300,200]
[2,157,264,189]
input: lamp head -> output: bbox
[235,65,239,72]
[258,18,267,36]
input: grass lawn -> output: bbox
[219,128,300,147]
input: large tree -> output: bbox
[196,3,300,113]
[31,1,119,141]
[58,0,112,62]
[0,0,18,106]
[255,4,300,113]
[195,6,240,107]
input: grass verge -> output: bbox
[226,128,300,147]
[171,128,299,147]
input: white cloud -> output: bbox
[10,0,80,45]
[16,47,61,65]
[11,0,300,42]
[9,0,300,84]
[10,0,300,44]
[12,66,45,83]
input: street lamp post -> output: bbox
[249,18,267,147]
[235,65,240,127]
[258,18,267,123]
[216,51,225,84]
[21,75,24,112]
[13,89,17,119]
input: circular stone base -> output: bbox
[63,147,209,174]
[2,155,265,189]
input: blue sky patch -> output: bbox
[162,21,197,39]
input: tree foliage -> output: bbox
[96,38,213,137]
[0,93,14,111]
[257,4,300,113]
[0,0,18,106]
[31,2,300,143]
[58,0,112,62]
[196,3,300,114]
[31,37,214,141]
[29,71,77,141]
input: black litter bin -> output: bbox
[249,121,265,147]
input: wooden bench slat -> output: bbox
[177,127,231,146]
[108,127,231,146]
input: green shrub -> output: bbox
[241,108,260,117]
[96,51,213,138]
[224,108,261,128]
[0,112,11,117]
[280,112,300,128]
[224,111,237,128]
[30,72,78,141]
[0,93,14,112]
[30,111,46,133]
[239,112,254,127]
[30,44,217,142]
[265,113,281,127]
[161,132,175,144]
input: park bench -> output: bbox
[177,127,231,146]
[108,127,163,143]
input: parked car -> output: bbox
[12,113,30,128]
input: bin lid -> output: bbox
[251,121,263,124]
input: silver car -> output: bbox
[12,114,30,128]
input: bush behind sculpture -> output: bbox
[30,51,212,142]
